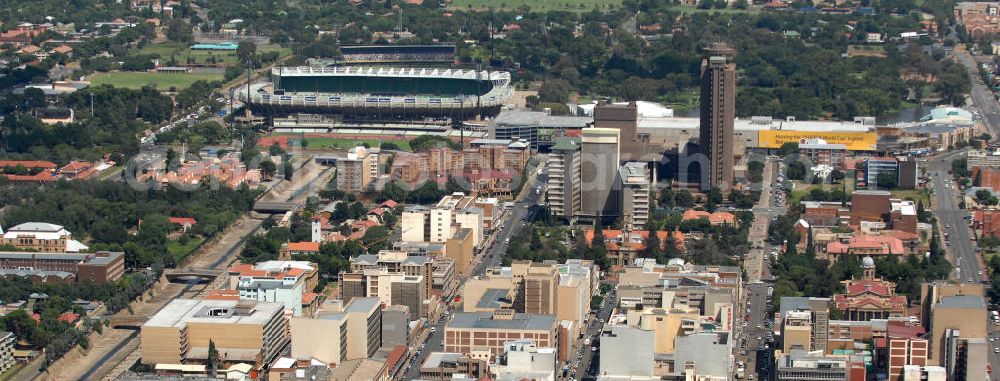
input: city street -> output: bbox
[955,48,1000,139]
[402,157,548,379]
[925,149,982,283]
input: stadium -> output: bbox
[240,66,512,118]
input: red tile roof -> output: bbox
[204,290,240,301]
[3,170,59,182]
[385,345,408,371]
[380,200,398,208]
[0,160,57,169]
[168,217,198,226]
[287,241,320,252]
[58,312,79,324]
[302,292,320,305]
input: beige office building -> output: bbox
[520,262,559,315]
[783,310,813,353]
[291,312,348,365]
[446,228,474,274]
[140,299,288,370]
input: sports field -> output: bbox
[449,0,622,12]
[128,42,291,67]
[298,137,413,151]
[89,72,223,90]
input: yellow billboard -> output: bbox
[757,130,877,151]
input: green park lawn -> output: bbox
[128,42,291,67]
[89,72,224,90]
[283,136,413,151]
[168,237,205,262]
[891,189,931,205]
[449,0,623,12]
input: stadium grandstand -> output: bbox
[338,44,456,64]
[240,66,512,118]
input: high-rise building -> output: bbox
[593,101,643,161]
[546,137,582,220]
[580,128,621,223]
[699,43,736,190]
[620,162,651,229]
[337,146,378,192]
[520,263,559,315]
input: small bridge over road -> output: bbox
[252,200,301,213]
[164,268,226,283]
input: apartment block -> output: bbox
[340,251,434,317]
[0,331,13,375]
[443,310,558,358]
[228,260,319,316]
[336,146,378,192]
[546,137,582,220]
[620,162,651,229]
[446,228,474,274]
[141,299,289,370]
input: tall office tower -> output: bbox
[594,101,642,162]
[699,42,736,190]
[580,128,621,224]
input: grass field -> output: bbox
[168,237,205,261]
[89,72,224,90]
[891,189,931,205]
[290,136,413,151]
[449,0,623,12]
[129,42,291,67]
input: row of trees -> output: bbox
[0,180,258,268]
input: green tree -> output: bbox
[236,41,257,66]
[283,160,294,180]
[875,172,898,189]
[260,161,277,179]
[207,339,221,377]
[787,161,806,180]
[538,79,572,103]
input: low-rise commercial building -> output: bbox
[491,339,557,381]
[0,251,124,284]
[444,310,558,358]
[140,299,289,370]
[419,352,489,380]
